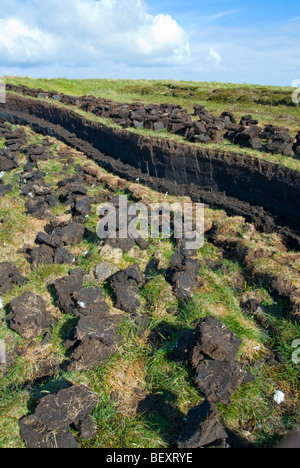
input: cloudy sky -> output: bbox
[0,0,299,85]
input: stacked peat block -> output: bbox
[20,385,98,448]
[0,123,25,171]
[293,132,300,156]
[52,269,123,371]
[175,316,253,405]
[6,292,53,340]
[27,220,85,266]
[263,125,295,157]
[226,115,263,150]
[18,143,59,219]
[99,195,149,252]
[0,262,28,294]
[165,247,200,302]
[174,316,254,448]
[186,106,225,144]
[20,168,58,219]
[0,122,27,195]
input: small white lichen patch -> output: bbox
[274,390,285,404]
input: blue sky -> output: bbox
[148,0,299,27]
[0,0,299,85]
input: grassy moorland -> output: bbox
[0,124,299,448]
[0,79,299,447]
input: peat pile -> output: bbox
[165,247,200,302]
[175,316,253,405]
[20,168,58,219]
[52,270,124,371]
[174,316,254,448]
[99,194,149,252]
[0,122,27,195]
[26,220,85,266]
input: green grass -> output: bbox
[0,112,299,449]
[3,76,300,172]
[2,76,297,109]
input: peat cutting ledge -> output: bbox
[1,93,300,249]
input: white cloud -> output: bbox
[0,18,59,64]
[0,0,190,69]
[152,14,184,45]
[0,0,298,85]
[207,48,222,66]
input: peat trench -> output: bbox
[0,115,299,448]
[1,94,300,250]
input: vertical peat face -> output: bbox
[1,94,300,246]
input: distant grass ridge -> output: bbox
[2,77,297,108]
